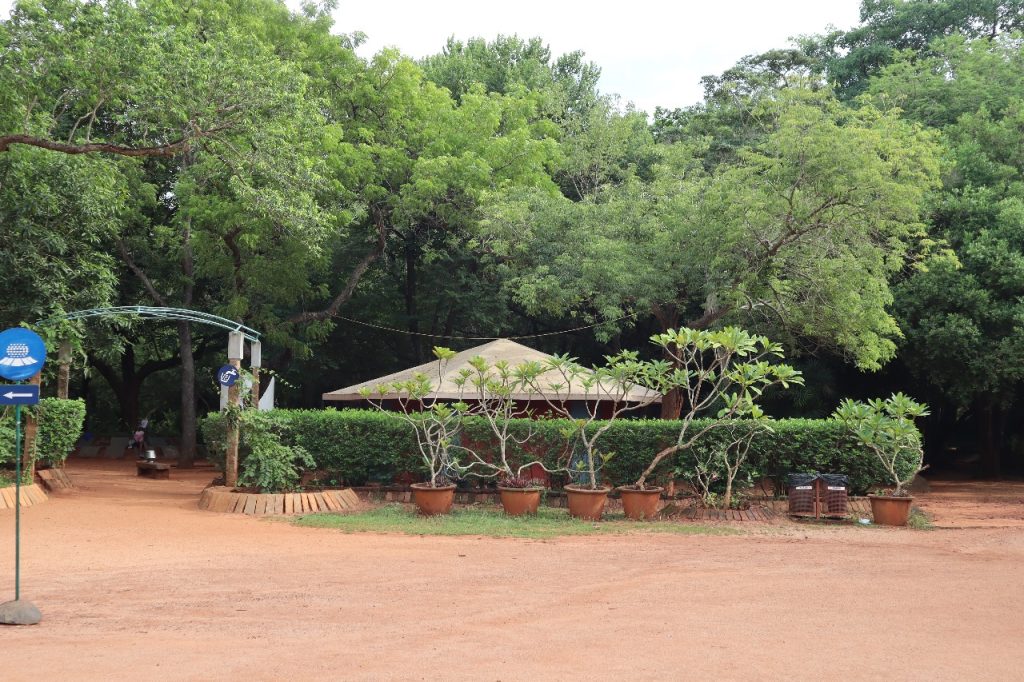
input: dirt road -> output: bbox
[1,460,1022,681]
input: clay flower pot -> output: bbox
[868,494,914,526]
[411,482,456,516]
[617,486,664,520]
[498,486,543,516]
[565,485,611,521]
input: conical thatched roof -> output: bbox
[322,339,661,403]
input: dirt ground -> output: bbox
[1,460,1023,681]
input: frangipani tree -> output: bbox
[635,327,803,507]
[360,347,465,488]
[833,393,929,497]
[450,356,557,485]
[520,351,667,490]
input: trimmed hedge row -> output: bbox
[0,398,86,468]
[200,408,915,495]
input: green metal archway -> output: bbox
[38,306,262,488]
[40,305,261,341]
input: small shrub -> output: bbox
[0,398,84,470]
[236,412,314,493]
[34,398,86,467]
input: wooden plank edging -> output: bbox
[196,486,359,516]
[0,484,48,511]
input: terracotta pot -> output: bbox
[617,486,664,520]
[565,485,610,521]
[410,483,456,516]
[869,494,914,526]
[498,487,543,516]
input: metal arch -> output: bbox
[38,306,261,341]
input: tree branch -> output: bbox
[119,241,169,307]
[287,224,387,324]
[0,124,230,158]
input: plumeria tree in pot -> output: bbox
[450,356,561,516]
[360,347,466,516]
[521,351,666,521]
[624,327,803,519]
[834,393,929,526]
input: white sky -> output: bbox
[328,0,863,112]
[0,0,863,112]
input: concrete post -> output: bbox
[225,332,244,488]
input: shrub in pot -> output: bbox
[451,356,557,516]
[522,351,664,520]
[833,393,929,527]
[629,327,802,515]
[360,347,465,516]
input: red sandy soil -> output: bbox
[1,460,1023,681]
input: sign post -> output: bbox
[0,327,46,626]
[224,332,243,489]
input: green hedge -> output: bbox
[35,398,86,466]
[201,408,915,494]
[1,398,85,469]
[200,409,418,486]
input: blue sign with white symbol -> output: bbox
[0,384,39,405]
[217,365,240,387]
[0,328,47,381]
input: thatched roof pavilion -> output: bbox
[321,339,661,405]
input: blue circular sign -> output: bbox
[0,328,47,381]
[217,365,240,387]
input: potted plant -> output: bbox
[833,393,929,527]
[360,347,465,516]
[626,327,802,517]
[451,356,556,516]
[522,351,664,520]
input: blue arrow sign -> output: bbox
[217,365,240,387]
[0,328,46,381]
[0,384,39,405]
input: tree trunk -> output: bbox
[660,391,683,421]
[119,345,141,431]
[177,320,197,468]
[21,372,41,476]
[177,214,197,467]
[57,340,71,398]
[979,400,1001,478]
[405,243,422,363]
[653,303,683,419]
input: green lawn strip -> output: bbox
[293,504,741,539]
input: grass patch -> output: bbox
[294,504,741,539]
[907,507,933,530]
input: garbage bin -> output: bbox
[787,473,818,516]
[819,473,849,517]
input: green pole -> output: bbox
[13,403,21,601]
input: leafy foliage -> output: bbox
[834,393,929,496]
[235,411,314,493]
[34,398,86,467]
[0,398,85,469]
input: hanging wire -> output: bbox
[330,312,640,340]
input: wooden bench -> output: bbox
[136,461,171,479]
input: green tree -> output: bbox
[804,0,1024,99]
[288,51,560,363]
[485,88,942,415]
[0,0,342,464]
[869,32,1024,474]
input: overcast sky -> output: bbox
[1,0,864,112]
[328,0,863,112]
